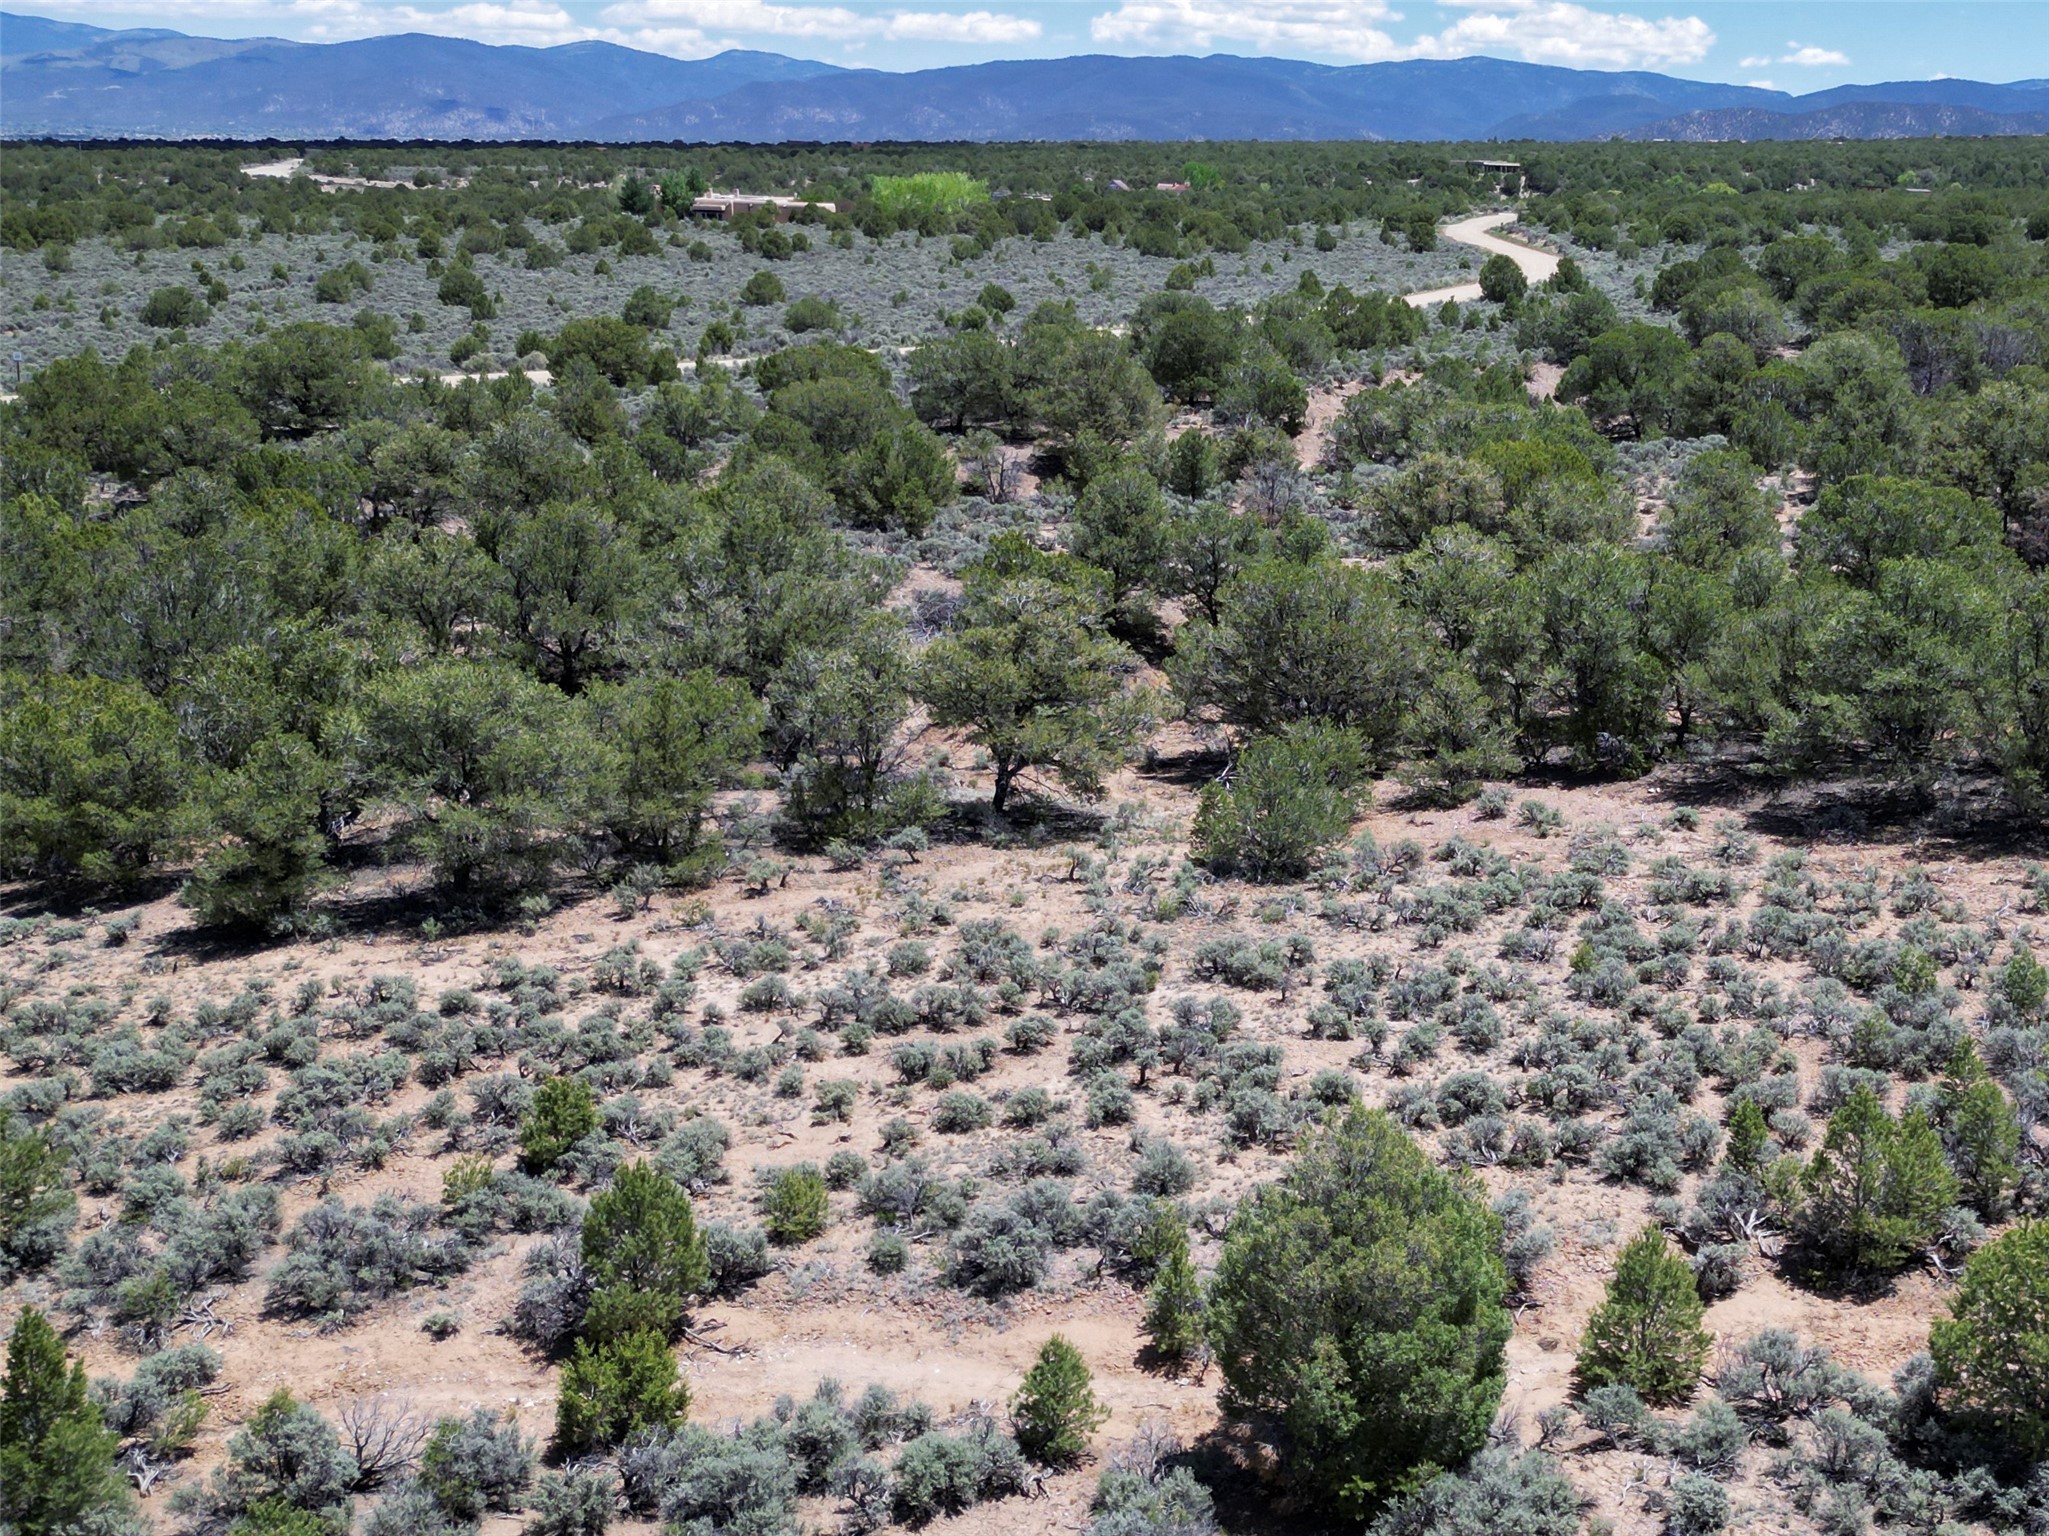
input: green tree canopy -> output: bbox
[1795,1086,1957,1275]
[1929,1221,2049,1458]
[1478,253,1528,305]
[1207,1105,1509,1518]
[0,671,190,882]
[1193,724,1368,882]
[1010,1336,1108,1467]
[581,1160,708,1343]
[0,1307,132,1536]
[1574,1226,1712,1404]
[916,575,1152,812]
[1168,558,1427,756]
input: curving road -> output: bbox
[1403,210,1560,308]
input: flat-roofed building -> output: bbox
[687,193,837,222]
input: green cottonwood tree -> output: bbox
[1574,1227,1712,1404]
[1206,1105,1509,1518]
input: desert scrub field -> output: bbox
[2,768,2047,1536]
[4,134,2049,1536]
[1,214,1514,378]
[0,138,1683,379]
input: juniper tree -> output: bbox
[1795,1086,1957,1275]
[0,1108,74,1276]
[1932,1039,2021,1219]
[0,1307,132,1535]
[1010,1335,1108,1467]
[762,1165,829,1246]
[1929,1221,2049,1457]
[580,1161,707,1343]
[519,1075,599,1174]
[1141,1238,1206,1368]
[552,1329,689,1458]
[1192,724,1368,882]
[1574,1227,1712,1405]
[1207,1106,1509,1517]
[916,575,1152,813]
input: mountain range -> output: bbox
[4,11,2047,143]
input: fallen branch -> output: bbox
[682,1327,750,1357]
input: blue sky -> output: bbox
[18,0,2042,88]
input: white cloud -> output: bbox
[1746,77,1775,88]
[35,0,1037,53]
[1780,42,1847,66]
[604,0,862,38]
[1089,0,1713,70]
[883,8,1039,40]
[1090,0,1399,61]
[602,0,1035,47]
[1408,1,1714,68]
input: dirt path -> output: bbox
[1295,378,1365,469]
[243,156,466,192]
[1403,209,1560,307]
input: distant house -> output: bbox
[1465,159,1526,195]
[688,192,836,222]
[1154,181,1191,193]
[1106,179,1131,191]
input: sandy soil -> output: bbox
[5,727,2035,1536]
[244,157,469,193]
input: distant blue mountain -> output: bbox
[1,11,2041,142]
[1629,98,2049,142]
[0,14,842,138]
[580,54,1789,142]
[1,12,178,57]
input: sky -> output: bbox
[16,0,2043,88]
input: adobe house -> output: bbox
[688,192,838,222]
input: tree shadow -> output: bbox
[1769,1240,1912,1305]
[0,870,184,922]
[1179,1421,1346,1536]
[1136,741,1232,791]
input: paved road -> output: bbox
[1403,210,1560,307]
